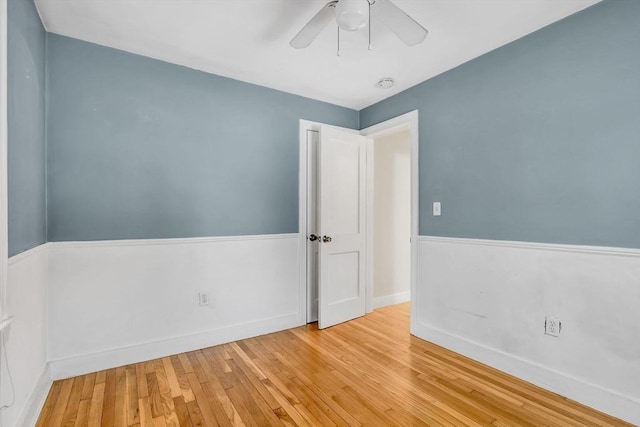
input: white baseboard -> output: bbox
[50,312,301,380]
[15,364,51,427]
[413,321,639,425]
[373,291,410,309]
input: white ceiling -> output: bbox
[35,0,600,110]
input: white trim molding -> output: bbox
[7,243,48,266]
[415,235,640,424]
[419,235,640,257]
[0,0,9,319]
[360,110,419,330]
[15,364,51,427]
[299,120,314,326]
[49,312,300,380]
[373,291,410,309]
[47,232,298,249]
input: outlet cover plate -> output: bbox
[545,316,561,337]
[199,292,209,306]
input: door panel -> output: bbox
[327,250,361,302]
[323,138,361,235]
[318,125,366,329]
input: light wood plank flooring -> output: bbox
[37,303,631,426]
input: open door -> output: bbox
[317,125,367,329]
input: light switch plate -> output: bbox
[433,202,441,216]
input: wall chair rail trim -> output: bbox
[418,235,640,257]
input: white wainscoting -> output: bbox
[5,234,638,425]
[415,236,640,425]
[47,234,304,380]
[4,245,50,427]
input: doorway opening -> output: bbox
[299,111,419,331]
[369,128,411,309]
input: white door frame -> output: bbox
[302,126,319,323]
[360,110,419,332]
[299,110,419,331]
[299,120,323,324]
[0,0,9,319]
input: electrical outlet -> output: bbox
[199,292,209,306]
[545,316,561,337]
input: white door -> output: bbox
[317,125,367,329]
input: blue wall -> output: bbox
[7,0,47,256]
[361,0,640,248]
[15,0,640,248]
[46,35,358,242]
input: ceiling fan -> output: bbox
[290,0,428,50]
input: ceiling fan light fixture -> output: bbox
[335,0,369,31]
[290,0,428,50]
[376,77,395,89]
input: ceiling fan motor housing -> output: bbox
[335,0,370,31]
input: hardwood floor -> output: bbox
[37,303,630,426]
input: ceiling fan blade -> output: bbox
[290,1,338,49]
[371,0,428,46]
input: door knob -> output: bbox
[308,234,319,241]
[322,235,332,243]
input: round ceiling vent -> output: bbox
[376,77,395,89]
